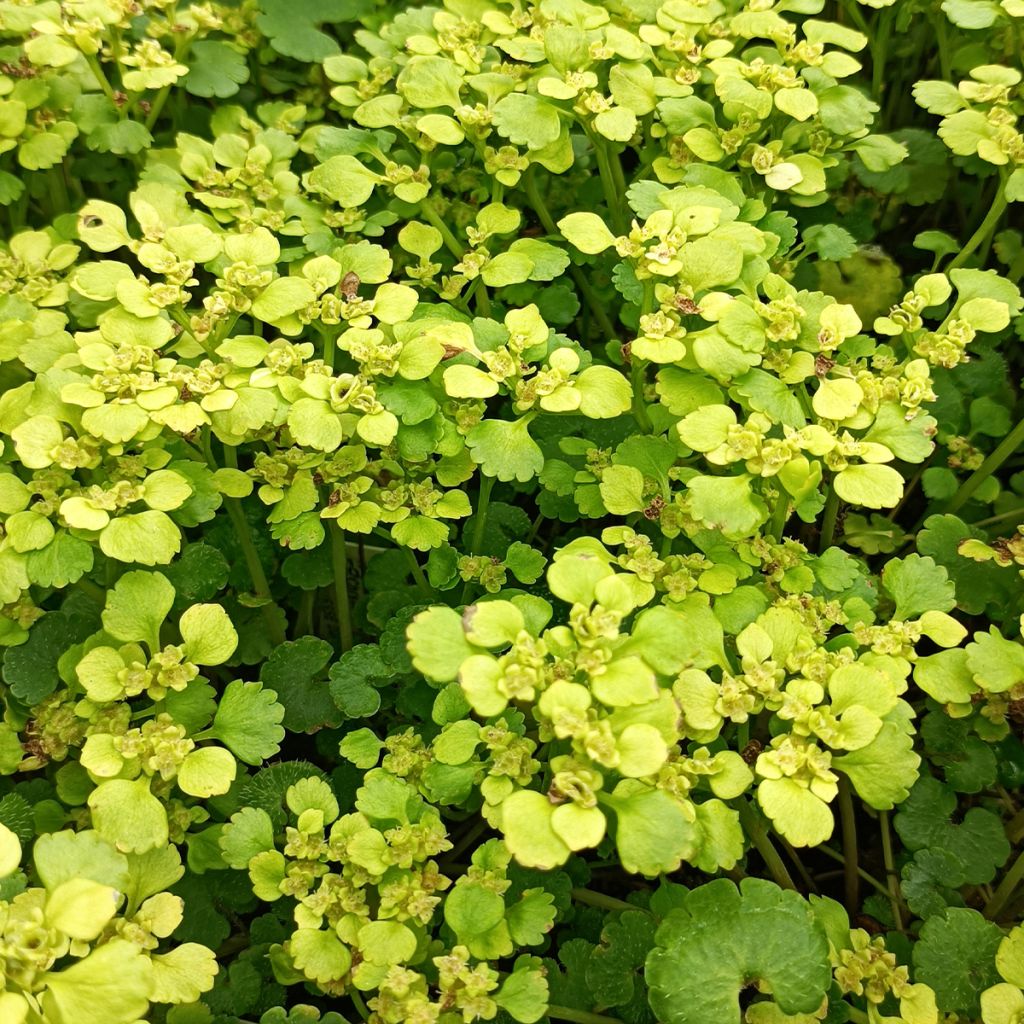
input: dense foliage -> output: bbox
[1,0,1024,1022]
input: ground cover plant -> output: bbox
[1,0,1024,1021]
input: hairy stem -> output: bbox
[295,588,314,638]
[84,53,118,104]
[220,445,286,647]
[143,35,195,130]
[943,414,1024,516]
[820,484,840,551]
[984,847,1024,920]
[973,505,1024,529]
[419,198,465,257]
[402,547,435,599]
[630,281,655,432]
[571,887,639,914]
[330,522,353,653]
[469,474,495,555]
[548,1007,623,1024]
[779,836,819,894]
[460,474,495,604]
[838,778,860,913]
[349,989,370,1021]
[948,183,1008,271]
[738,800,797,891]
[818,845,907,911]
[769,491,790,541]
[524,167,619,342]
[879,810,903,930]
[590,134,628,236]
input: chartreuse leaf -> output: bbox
[178,603,238,665]
[834,464,904,509]
[211,680,286,765]
[290,928,352,984]
[43,940,153,1024]
[33,830,129,892]
[88,778,169,854]
[100,511,182,565]
[467,419,545,482]
[882,554,956,619]
[150,943,218,1003]
[219,807,276,869]
[178,746,237,797]
[496,961,549,1023]
[45,877,119,940]
[407,606,476,681]
[647,878,831,1024]
[602,785,697,876]
[102,571,175,649]
[558,213,618,254]
[0,822,20,878]
[834,710,921,809]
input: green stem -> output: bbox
[846,1006,870,1024]
[349,989,370,1021]
[48,164,70,216]
[84,53,118,104]
[460,474,495,604]
[870,8,894,102]
[571,887,639,914]
[838,778,859,914]
[318,324,337,371]
[590,134,628,236]
[973,504,1024,529]
[879,810,903,930]
[295,588,314,638]
[737,719,750,751]
[469,474,495,555]
[1006,808,1024,845]
[818,845,906,909]
[948,183,1009,271]
[402,547,434,599]
[445,817,491,862]
[932,12,953,83]
[630,281,655,432]
[223,498,285,646]
[942,414,1024,516]
[606,138,629,198]
[472,276,492,318]
[330,522,353,653]
[779,836,819,894]
[984,847,1024,920]
[526,509,546,546]
[143,35,195,130]
[819,484,840,552]
[737,800,797,891]
[769,491,789,542]
[74,577,106,605]
[548,1007,623,1024]
[219,445,286,648]
[169,306,217,357]
[419,199,465,257]
[524,167,619,342]
[630,357,653,433]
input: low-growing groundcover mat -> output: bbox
[2,1,1024,1024]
